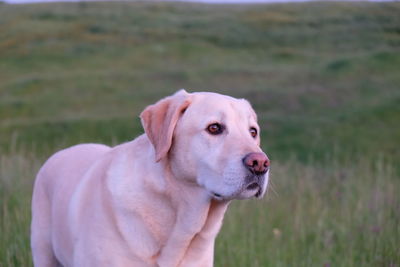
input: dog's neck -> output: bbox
[156,188,230,266]
[155,155,231,266]
[108,137,230,266]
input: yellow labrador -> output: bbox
[31,90,270,267]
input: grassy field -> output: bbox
[0,1,399,266]
[1,152,399,266]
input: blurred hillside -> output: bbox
[0,1,399,162]
[1,2,400,266]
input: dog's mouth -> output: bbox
[246,182,259,190]
[212,192,224,201]
[246,182,262,198]
[255,188,262,198]
[208,169,269,201]
[211,181,263,201]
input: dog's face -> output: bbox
[141,90,269,200]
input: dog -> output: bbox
[31,90,270,267]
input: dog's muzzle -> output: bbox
[244,173,267,198]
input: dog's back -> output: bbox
[31,144,110,267]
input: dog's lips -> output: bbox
[211,183,262,201]
[211,192,225,201]
[246,182,262,198]
[212,192,222,198]
[255,188,262,198]
[246,182,260,191]
[244,174,265,195]
[208,172,267,200]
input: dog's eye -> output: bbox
[207,123,224,135]
[250,127,258,138]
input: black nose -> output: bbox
[243,152,270,175]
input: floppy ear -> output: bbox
[140,89,192,162]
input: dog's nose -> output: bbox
[243,152,270,175]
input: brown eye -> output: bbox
[207,123,224,135]
[250,127,258,138]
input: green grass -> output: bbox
[0,1,399,266]
[216,158,399,266]
[0,152,37,267]
[1,152,398,266]
[1,1,399,162]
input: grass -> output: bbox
[1,1,399,162]
[216,158,399,266]
[0,1,399,266]
[0,152,38,267]
[1,152,398,266]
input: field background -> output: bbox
[0,1,399,266]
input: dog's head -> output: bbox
[140,90,269,200]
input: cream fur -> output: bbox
[31,90,270,267]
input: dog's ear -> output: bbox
[140,89,192,162]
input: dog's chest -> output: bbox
[128,190,176,244]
